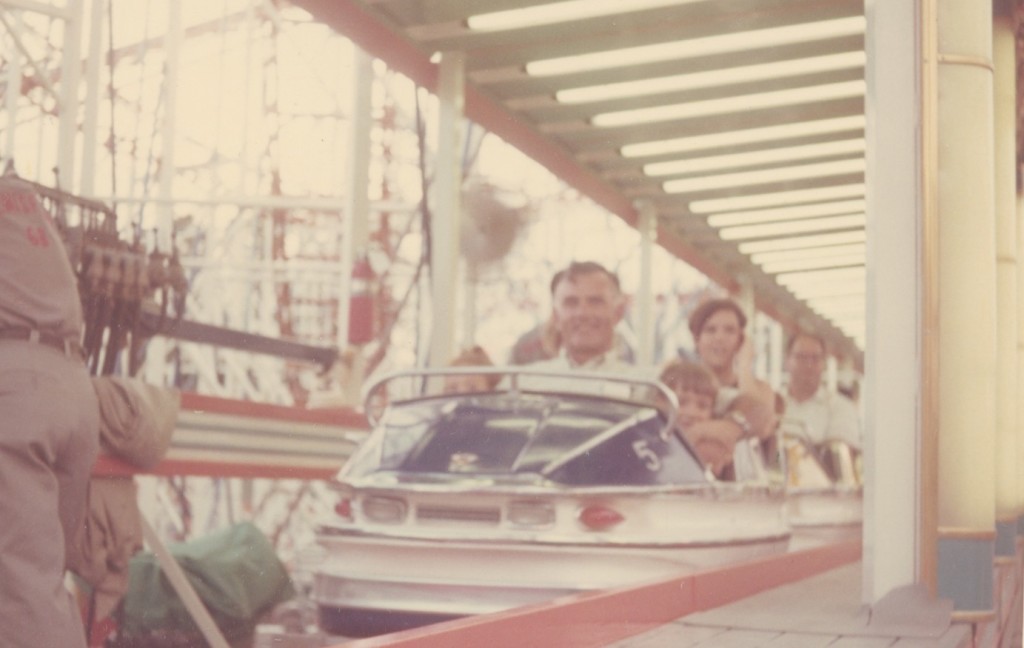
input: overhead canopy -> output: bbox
[292,0,866,360]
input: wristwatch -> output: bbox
[726,409,751,439]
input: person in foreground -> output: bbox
[0,175,99,648]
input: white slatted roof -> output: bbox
[292,0,867,360]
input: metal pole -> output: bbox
[338,48,373,351]
[635,201,656,366]
[3,12,21,163]
[140,517,231,648]
[158,0,182,249]
[461,267,477,350]
[428,51,465,368]
[56,0,83,190]
[79,0,106,195]
[768,319,783,392]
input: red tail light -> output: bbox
[577,505,624,531]
[334,498,352,520]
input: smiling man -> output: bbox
[532,261,628,371]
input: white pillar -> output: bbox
[862,0,922,603]
[992,5,1018,558]
[428,52,465,368]
[157,1,182,250]
[933,0,996,618]
[768,319,783,392]
[733,276,754,322]
[461,269,477,350]
[79,0,106,196]
[338,48,373,351]
[1017,190,1024,522]
[635,201,656,367]
[56,0,83,190]
[4,14,21,167]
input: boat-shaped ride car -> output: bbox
[312,368,790,637]
[775,419,863,544]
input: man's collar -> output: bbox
[560,348,612,369]
[788,383,828,403]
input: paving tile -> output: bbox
[826,637,896,648]
[688,628,781,648]
[761,632,840,647]
[682,564,870,635]
[605,623,726,648]
[888,637,957,648]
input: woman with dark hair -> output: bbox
[682,298,779,472]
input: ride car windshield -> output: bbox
[345,392,707,487]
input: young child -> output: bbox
[659,358,717,431]
[443,345,501,394]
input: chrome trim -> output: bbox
[362,366,679,431]
[335,477,782,499]
[316,527,792,550]
[415,504,501,525]
[538,411,651,476]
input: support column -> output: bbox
[157,1,182,250]
[733,276,754,321]
[1018,189,1024,537]
[79,0,106,196]
[732,277,757,381]
[992,1,1018,560]
[338,48,373,351]
[3,11,21,166]
[143,1,182,386]
[862,0,922,603]
[56,0,83,190]
[768,319,783,392]
[428,52,465,368]
[635,201,656,367]
[934,0,996,620]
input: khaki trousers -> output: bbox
[0,341,99,648]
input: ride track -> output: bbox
[336,539,862,648]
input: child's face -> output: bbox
[676,388,714,429]
[443,374,491,395]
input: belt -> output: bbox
[0,327,85,360]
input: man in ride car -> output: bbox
[527,263,760,474]
[530,261,630,371]
[784,331,861,447]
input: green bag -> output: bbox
[117,521,296,646]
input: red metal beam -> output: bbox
[179,391,367,428]
[92,454,338,480]
[335,540,861,648]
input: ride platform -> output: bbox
[330,538,1021,648]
